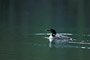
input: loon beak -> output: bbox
[47,29,50,31]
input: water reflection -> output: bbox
[49,42,90,49]
[31,41,90,50]
[28,40,90,50]
[35,33,90,49]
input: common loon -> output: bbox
[47,29,72,43]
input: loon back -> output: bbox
[55,35,71,40]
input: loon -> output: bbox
[47,29,72,43]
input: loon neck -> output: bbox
[51,31,56,37]
[52,33,56,37]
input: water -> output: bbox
[1,32,90,60]
[1,0,90,60]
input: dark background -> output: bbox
[0,0,90,60]
[1,0,90,33]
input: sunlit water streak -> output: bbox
[35,33,90,37]
[25,33,90,49]
[35,33,73,36]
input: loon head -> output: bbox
[47,29,56,37]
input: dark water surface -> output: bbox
[1,0,90,60]
[1,32,90,60]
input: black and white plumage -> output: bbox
[47,29,72,43]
